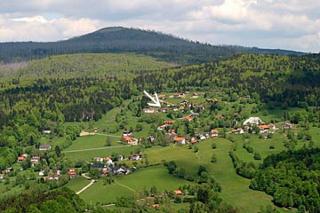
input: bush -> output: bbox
[211,154,217,163]
[211,143,217,149]
[193,146,199,153]
[254,153,262,160]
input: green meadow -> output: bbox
[77,166,189,204]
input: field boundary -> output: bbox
[63,145,130,153]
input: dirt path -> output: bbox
[76,180,95,195]
[114,180,136,192]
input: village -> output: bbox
[0,92,296,183]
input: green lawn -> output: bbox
[198,139,282,213]
[64,145,139,162]
[64,135,121,151]
[79,166,189,204]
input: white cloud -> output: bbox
[0,15,101,41]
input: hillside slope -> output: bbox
[0,27,304,64]
[10,53,173,79]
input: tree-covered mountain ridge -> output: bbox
[0,26,305,64]
[1,53,320,116]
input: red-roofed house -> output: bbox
[174,189,183,196]
[174,136,186,145]
[183,115,193,122]
[210,129,219,138]
[122,136,139,146]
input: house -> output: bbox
[147,136,155,143]
[174,189,183,196]
[192,93,199,99]
[164,120,174,125]
[31,156,40,166]
[45,170,61,181]
[80,131,96,137]
[122,136,139,146]
[174,136,186,145]
[283,122,294,130]
[160,108,169,113]
[258,124,270,133]
[123,131,133,137]
[183,115,193,122]
[102,167,109,176]
[190,137,198,144]
[166,129,177,140]
[130,154,142,161]
[39,144,51,151]
[114,167,130,175]
[68,168,77,178]
[158,120,174,131]
[118,155,124,161]
[94,157,104,163]
[42,130,51,134]
[259,124,277,134]
[4,168,12,174]
[197,133,207,141]
[210,129,219,138]
[39,170,45,176]
[243,117,263,126]
[151,204,160,209]
[17,154,28,162]
[157,124,167,131]
[144,108,156,114]
[104,157,114,166]
[159,94,166,99]
[232,128,245,134]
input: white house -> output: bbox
[39,171,45,176]
[243,117,263,126]
[42,130,51,134]
[130,154,141,161]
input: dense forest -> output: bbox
[250,149,320,213]
[0,187,86,213]
[0,27,304,64]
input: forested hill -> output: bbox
[0,27,304,64]
[0,53,173,79]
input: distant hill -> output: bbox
[0,53,173,79]
[0,27,305,64]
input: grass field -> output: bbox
[78,166,189,204]
[65,176,91,192]
[64,145,139,162]
[65,136,296,212]
[64,135,121,151]
[144,139,292,213]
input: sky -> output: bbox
[0,0,319,52]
